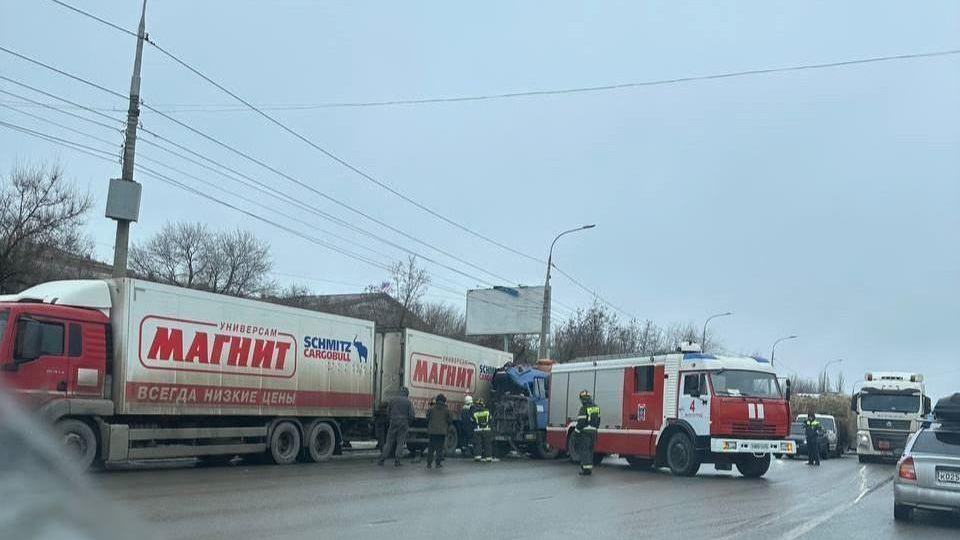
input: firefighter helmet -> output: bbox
[579,390,592,402]
[475,398,486,408]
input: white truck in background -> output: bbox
[852,371,931,462]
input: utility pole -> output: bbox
[538,224,595,360]
[107,0,147,277]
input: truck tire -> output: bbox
[736,454,771,478]
[593,452,606,466]
[444,425,459,455]
[531,432,560,460]
[303,422,336,463]
[665,432,701,477]
[625,456,654,470]
[268,421,301,465]
[56,419,98,471]
[566,431,580,463]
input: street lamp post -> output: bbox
[701,312,732,351]
[770,335,798,368]
[538,224,595,359]
[822,358,843,392]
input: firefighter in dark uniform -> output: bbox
[803,412,822,466]
[575,390,601,476]
[472,399,494,463]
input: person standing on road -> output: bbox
[803,412,822,466]
[426,394,454,469]
[472,399,493,463]
[459,395,475,458]
[575,390,601,476]
[378,387,415,467]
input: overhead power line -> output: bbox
[0,117,579,319]
[0,46,523,289]
[46,0,548,267]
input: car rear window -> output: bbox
[911,430,960,456]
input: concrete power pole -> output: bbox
[107,0,147,277]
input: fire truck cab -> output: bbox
[546,344,795,477]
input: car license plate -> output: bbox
[878,441,890,450]
[937,468,960,485]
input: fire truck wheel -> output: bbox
[666,432,701,476]
[566,431,580,463]
[303,422,336,463]
[736,453,771,478]
[625,456,654,470]
[268,421,302,465]
[56,419,98,470]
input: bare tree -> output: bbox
[204,229,273,296]
[0,162,93,293]
[131,222,273,297]
[835,371,846,394]
[387,255,430,327]
[416,301,465,337]
[131,222,208,287]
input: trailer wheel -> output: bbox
[665,432,701,477]
[736,453,771,478]
[56,419,98,471]
[444,425,459,455]
[303,422,336,463]
[268,421,301,465]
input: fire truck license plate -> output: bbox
[937,468,960,485]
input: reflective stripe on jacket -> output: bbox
[576,403,601,431]
[473,409,491,431]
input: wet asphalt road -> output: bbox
[93,452,960,540]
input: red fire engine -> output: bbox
[546,344,795,477]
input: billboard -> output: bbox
[465,286,545,336]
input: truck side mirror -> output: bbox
[923,396,932,416]
[784,379,792,402]
[14,319,42,363]
[850,393,859,413]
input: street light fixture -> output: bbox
[822,358,844,392]
[701,312,732,351]
[538,224,596,359]
[770,335,798,368]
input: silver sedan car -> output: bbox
[893,423,960,521]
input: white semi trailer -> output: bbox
[0,279,512,469]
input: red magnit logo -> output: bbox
[409,352,475,392]
[139,316,297,378]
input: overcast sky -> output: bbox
[1,1,957,399]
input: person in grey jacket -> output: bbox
[425,394,454,468]
[378,387,415,467]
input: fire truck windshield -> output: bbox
[0,310,7,343]
[860,392,921,413]
[711,370,782,399]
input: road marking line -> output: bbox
[778,475,893,540]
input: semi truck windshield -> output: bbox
[860,393,921,413]
[711,370,781,398]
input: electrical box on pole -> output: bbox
[105,178,142,222]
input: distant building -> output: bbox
[269,292,429,330]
